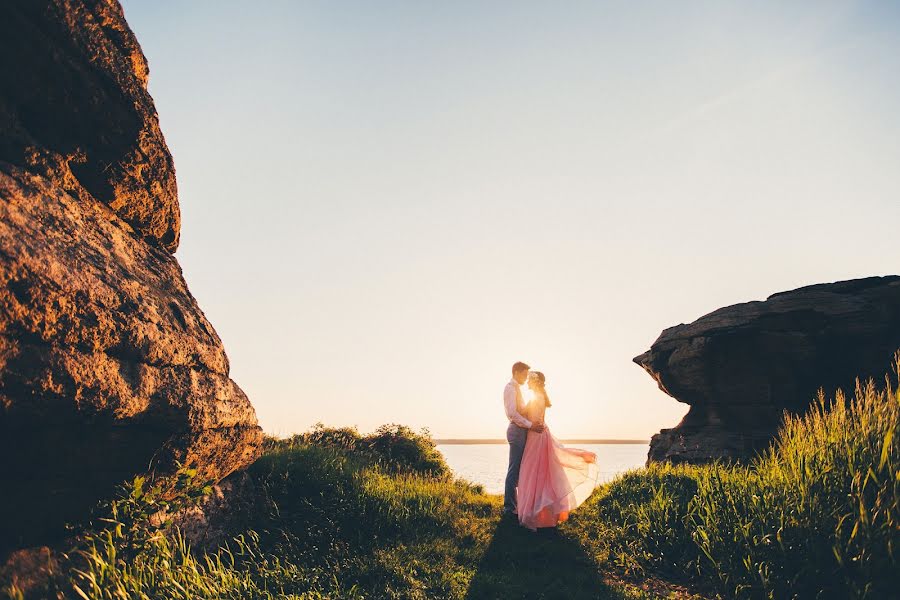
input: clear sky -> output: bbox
[120,0,900,439]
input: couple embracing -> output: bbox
[503,361,600,531]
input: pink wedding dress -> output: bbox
[516,393,600,530]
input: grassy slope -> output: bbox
[3,363,897,599]
[1,427,691,600]
[568,371,899,599]
[236,430,688,599]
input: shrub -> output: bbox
[303,423,364,452]
[359,424,449,477]
[262,423,448,477]
[263,423,363,455]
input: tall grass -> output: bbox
[4,360,896,599]
[2,427,499,599]
[568,355,900,599]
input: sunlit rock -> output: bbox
[635,276,900,464]
[0,0,262,560]
[0,0,180,251]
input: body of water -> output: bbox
[437,442,649,495]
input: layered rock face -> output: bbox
[635,276,900,464]
[0,0,262,555]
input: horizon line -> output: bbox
[434,438,649,445]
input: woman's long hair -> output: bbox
[529,371,551,407]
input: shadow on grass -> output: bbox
[465,518,618,600]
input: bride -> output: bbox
[516,371,600,531]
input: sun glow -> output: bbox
[122,0,900,441]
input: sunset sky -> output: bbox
[121,0,900,439]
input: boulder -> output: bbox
[0,0,262,560]
[0,164,263,553]
[0,0,180,252]
[634,276,900,464]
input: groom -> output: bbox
[503,361,544,517]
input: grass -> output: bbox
[2,358,897,599]
[568,355,900,599]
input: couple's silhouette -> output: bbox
[503,362,599,531]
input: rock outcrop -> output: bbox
[635,276,900,464]
[0,0,262,557]
[0,0,179,252]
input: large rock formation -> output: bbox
[635,276,900,464]
[0,0,262,557]
[0,0,179,252]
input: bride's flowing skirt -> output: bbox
[516,427,600,530]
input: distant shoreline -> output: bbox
[434,439,648,445]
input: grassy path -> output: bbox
[466,517,610,598]
[239,436,709,599]
[462,501,708,600]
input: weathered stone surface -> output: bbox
[0,424,262,556]
[159,470,260,553]
[0,0,180,252]
[635,276,900,464]
[0,163,262,552]
[0,0,263,576]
